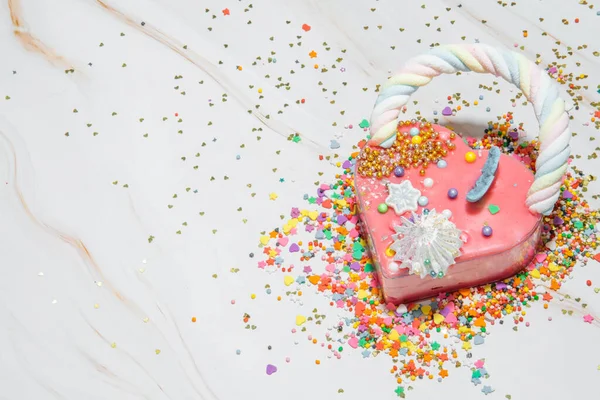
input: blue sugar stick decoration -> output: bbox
[466,146,501,203]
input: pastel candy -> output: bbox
[369,44,570,216]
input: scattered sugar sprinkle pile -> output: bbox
[251,116,598,397]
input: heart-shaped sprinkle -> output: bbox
[488,204,500,215]
[266,364,277,375]
[442,106,452,116]
[283,276,294,286]
[295,315,306,326]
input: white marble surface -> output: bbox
[1,0,600,399]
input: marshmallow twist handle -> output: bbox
[369,44,571,216]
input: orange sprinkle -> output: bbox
[191,316,197,323]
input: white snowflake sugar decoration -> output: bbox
[390,209,463,278]
[385,180,421,215]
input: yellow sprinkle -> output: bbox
[284,276,295,286]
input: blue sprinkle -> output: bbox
[296,276,306,284]
[473,334,485,345]
[330,139,341,149]
[479,95,484,100]
[437,159,448,168]
[236,349,241,355]
[236,155,241,160]
[486,107,491,112]
[266,288,272,294]
[433,110,438,115]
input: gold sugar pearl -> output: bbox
[357,118,451,179]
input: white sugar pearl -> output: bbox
[442,209,453,219]
[388,262,399,272]
[423,178,434,188]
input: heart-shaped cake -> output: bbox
[355,44,571,304]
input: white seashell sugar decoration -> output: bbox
[390,209,464,279]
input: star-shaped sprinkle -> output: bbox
[481,386,494,395]
[474,359,485,369]
[583,314,594,323]
[309,50,317,58]
[385,180,421,215]
[222,8,230,15]
[394,386,404,397]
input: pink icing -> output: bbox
[355,123,542,304]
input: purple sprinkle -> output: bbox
[337,215,348,225]
[350,262,361,271]
[394,166,405,177]
[266,364,277,375]
[553,216,564,226]
[509,130,519,140]
[496,282,507,290]
[440,306,452,317]
[290,207,300,218]
[342,160,352,169]
[289,243,300,253]
[442,106,452,116]
[562,190,573,199]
